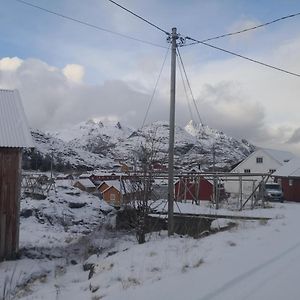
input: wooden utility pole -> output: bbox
[168,27,178,236]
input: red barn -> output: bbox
[273,158,300,202]
[175,177,213,202]
[0,89,34,261]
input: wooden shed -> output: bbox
[73,178,96,193]
[102,185,122,206]
[0,89,34,261]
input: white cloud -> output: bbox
[0,57,23,71]
[62,64,85,83]
[228,18,261,41]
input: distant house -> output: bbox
[175,177,213,202]
[273,157,300,202]
[99,179,142,206]
[0,89,34,261]
[79,173,93,179]
[56,174,74,180]
[231,148,295,174]
[225,148,295,196]
[73,178,96,193]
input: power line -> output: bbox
[15,0,167,49]
[184,36,300,78]
[141,46,170,129]
[187,12,300,44]
[107,0,170,35]
[177,52,195,123]
[177,48,204,125]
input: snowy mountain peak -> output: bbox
[26,119,255,172]
[185,120,201,136]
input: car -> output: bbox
[263,183,284,203]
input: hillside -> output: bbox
[23,120,255,171]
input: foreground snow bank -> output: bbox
[1,199,300,300]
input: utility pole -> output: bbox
[168,28,178,236]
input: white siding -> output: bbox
[225,149,293,197]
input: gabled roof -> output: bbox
[74,179,95,188]
[262,148,295,165]
[0,89,34,148]
[231,147,295,172]
[101,179,135,195]
[273,157,300,177]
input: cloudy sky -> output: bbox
[1,0,300,153]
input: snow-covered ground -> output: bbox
[1,185,300,299]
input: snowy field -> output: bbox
[1,186,300,300]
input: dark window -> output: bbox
[269,169,276,173]
[244,169,251,173]
[256,157,263,163]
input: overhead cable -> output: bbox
[177,48,204,125]
[187,12,300,44]
[177,53,195,123]
[15,0,167,49]
[141,46,170,129]
[107,0,170,35]
[184,36,300,78]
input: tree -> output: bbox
[125,127,166,244]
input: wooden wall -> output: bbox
[0,148,22,261]
[280,177,300,202]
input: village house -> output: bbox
[224,148,295,197]
[273,157,300,202]
[0,89,34,261]
[73,178,96,193]
[99,179,141,206]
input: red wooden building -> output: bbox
[0,89,34,261]
[175,176,213,202]
[273,158,300,202]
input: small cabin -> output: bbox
[73,179,96,193]
[0,89,34,261]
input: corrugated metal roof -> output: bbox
[262,148,295,165]
[0,89,34,148]
[273,157,300,177]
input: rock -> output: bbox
[68,202,86,209]
[21,208,35,218]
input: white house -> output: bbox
[224,148,295,197]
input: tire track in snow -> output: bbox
[199,240,300,300]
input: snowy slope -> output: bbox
[2,199,300,300]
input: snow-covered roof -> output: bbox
[273,157,300,177]
[0,89,34,148]
[102,179,134,194]
[262,148,295,165]
[105,180,122,191]
[79,173,92,178]
[74,179,95,188]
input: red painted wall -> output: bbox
[175,177,213,201]
[280,178,300,202]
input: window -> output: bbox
[110,193,116,201]
[269,169,276,173]
[289,179,293,186]
[256,157,263,163]
[284,159,290,163]
[244,169,251,173]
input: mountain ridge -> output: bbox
[23,120,255,172]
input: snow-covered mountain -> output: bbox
[23,120,255,171]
